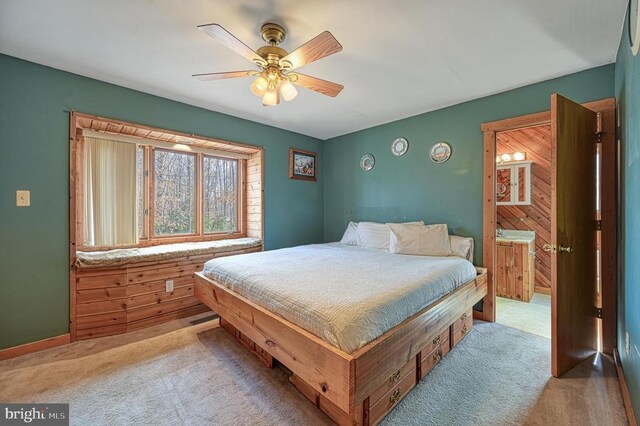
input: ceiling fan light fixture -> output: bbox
[280,80,297,101]
[250,75,269,97]
[195,23,343,106]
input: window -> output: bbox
[153,149,196,236]
[204,156,238,233]
[81,134,244,247]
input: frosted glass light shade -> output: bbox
[280,80,298,101]
[262,86,280,106]
[250,75,269,97]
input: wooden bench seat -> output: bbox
[72,239,263,340]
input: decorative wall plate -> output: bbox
[630,0,640,55]
[360,153,375,171]
[430,142,452,163]
[391,137,409,156]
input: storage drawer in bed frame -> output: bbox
[218,309,476,425]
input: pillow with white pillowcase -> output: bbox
[449,235,474,261]
[388,223,453,256]
[357,221,424,251]
[339,222,359,245]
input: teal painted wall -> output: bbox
[323,65,615,265]
[0,54,324,349]
[614,11,640,419]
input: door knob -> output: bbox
[558,245,573,253]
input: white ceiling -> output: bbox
[0,0,627,140]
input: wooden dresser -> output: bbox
[496,240,535,302]
[73,245,262,340]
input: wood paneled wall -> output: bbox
[496,125,551,292]
[245,151,264,240]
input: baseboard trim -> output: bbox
[0,334,71,362]
[534,286,551,295]
[614,348,638,426]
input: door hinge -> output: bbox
[144,208,149,216]
[144,170,149,177]
[596,220,602,231]
[595,131,606,143]
[594,307,603,319]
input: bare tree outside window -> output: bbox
[204,156,237,232]
[154,150,196,235]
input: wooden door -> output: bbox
[550,94,599,377]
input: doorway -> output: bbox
[494,124,552,339]
[480,96,617,377]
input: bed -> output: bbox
[195,242,487,425]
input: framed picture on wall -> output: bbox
[289,148,317,181]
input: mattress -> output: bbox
[202,243,477,354]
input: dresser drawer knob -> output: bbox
[432,335,441,345]
[461,325,468,336]
[390,369,401,383]
[433,349,443,363]
[390,388,402,404]
[461,312,468,321]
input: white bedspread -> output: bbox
[202,243,477,354]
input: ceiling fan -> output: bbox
[193,23,343,106]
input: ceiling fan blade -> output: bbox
[290,73,343,97]
[192,71,255,81]
[280,31,342,70]
[198,23,266,67]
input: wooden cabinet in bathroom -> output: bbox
[496,240,535,302]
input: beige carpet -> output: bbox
[497,293,551,338]
[0,315,627,425]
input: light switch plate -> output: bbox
[165,280,174,292]
[16,190,30,207]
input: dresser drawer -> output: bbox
[369,367,416,424]
[369,357,416,406]
[452,316,473,347]
[420,339,450,379]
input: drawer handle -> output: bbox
[461,312,468,321]
[461,325,468,336]
[433,349,443,363]
[390,388,402,405]
[432,335,441,345]
[390,369,401,383]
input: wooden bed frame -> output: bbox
[194,267,487,425]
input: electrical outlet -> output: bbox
[165,280,174,292]
[626,332,631,356]
[16,190,30,207]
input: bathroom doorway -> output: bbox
[494,124,552,338]
[480,96,617,377]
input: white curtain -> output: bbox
[84,136,137,246]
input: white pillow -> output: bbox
[388,223,453,256]
[449,235,474,261]
[357,221,424,251]
[339,222,359,245]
